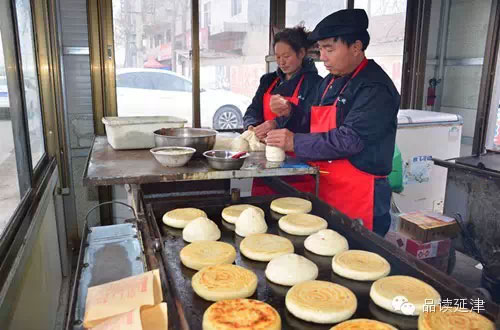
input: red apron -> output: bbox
[309,58,382,230]
[252,75,311,195]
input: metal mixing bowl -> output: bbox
[203,150,250,170]
[150,146,196,167]
[154,128,216,156]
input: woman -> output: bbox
[243,26,322,195]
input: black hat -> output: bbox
[309,9,369,41]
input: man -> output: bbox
[266,9,400,237]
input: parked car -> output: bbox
[115,68,251,129]
[0,75,9,109]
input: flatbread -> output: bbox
[270,197,312,214]
[418,306,495,330]
[286,280,357,324]
[162,208,207,228]
[332,250,391,281]
[370,275,441,316]
[235,207,268,237]
[330,319,397,329]
[221,204,265,224]
[180,241,236,270]
[203,299,281,330]
[192,264,258,301]
[279,213,328,236]
[265,253,318,286]
[182,217,221,243]
[240,233,294,261]
[304,229,349,256]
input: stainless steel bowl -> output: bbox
[150,146,196,167]
[203,150,250,170]
[154,128,216,156]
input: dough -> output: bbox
[182,217,221,243]
[330,319,397,330]
[221,204,265,224]
[203,299,281,330]
[231,137,250,152]
[180,241,236,270]
[235,207,268,237]
[332,250,391,281]
[162,208,207,228]
[247,131,266,151]
[192,264,258,301]
[370,275,441,316]
[270,197,312,214]
[266,145,285,162]
[304,229,349,256]
[240,233,294,261]
[286,280,357,324]
[279,213,328,236]
[265,253,318,286]
[418,306,495,330]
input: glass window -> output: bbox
[112,0,193,125]
[0,32,21,235]
[152,72,191,92]
[116,72,153,89]
[286,0,346,31]
[355,0,407,92]
[14,0,46,168]
[231,0,242,16]
[199,0,269,129]
[285,0,346,78]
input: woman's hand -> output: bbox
[270,94,292,117]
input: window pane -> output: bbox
[286,0,346,31]
[0,32,21,234]
[199,0,269,129]
[15,0,45,167]
[285,0,346,78]
[113,0,193,126]
[355,0,407,92]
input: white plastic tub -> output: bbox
[102,116,186,150]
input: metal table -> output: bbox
[83,136,319,212]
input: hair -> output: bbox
[333,31,370,51]
[273,25,315,54]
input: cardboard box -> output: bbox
[385,231,451,260]
[399,212,459,242]
[424,255,450,273]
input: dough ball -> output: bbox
[266,145,285,162]
[182,217,221,243]
[235,208,268,237]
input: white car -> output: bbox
[115,68,251,129]
[0,75,9,110]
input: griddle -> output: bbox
[145,192,499,330]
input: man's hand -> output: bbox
[254,120,277,141]
[266,129,294,152]
[270,94,292,117]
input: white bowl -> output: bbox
[150,146,196,167]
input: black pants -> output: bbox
[373,178,392,237]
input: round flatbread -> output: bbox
[240,233,294,261]
[192,264,258,301]
[332,250,391,281]
[265,253,318,286]
[162,208,207,228]
[235,208,268,237]
[270,197,312,214]
[279,213,328,236]
[182,217,221,243]
[221,204,265,224]
[370,275,441,316]
[304,229,349,256]
[203,299,281,330]
[286,280,357,324]
[330,318,397,329]
[180,241,236,270]
[418,307,495,330]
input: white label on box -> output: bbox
[417,241,439,259]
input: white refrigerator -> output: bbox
[393,109,463,213]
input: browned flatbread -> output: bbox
[418,307,495,330]
[203,299,281,330]
[330,318,397,329]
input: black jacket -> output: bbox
[243,57,322,133]
[294,59,400,176]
